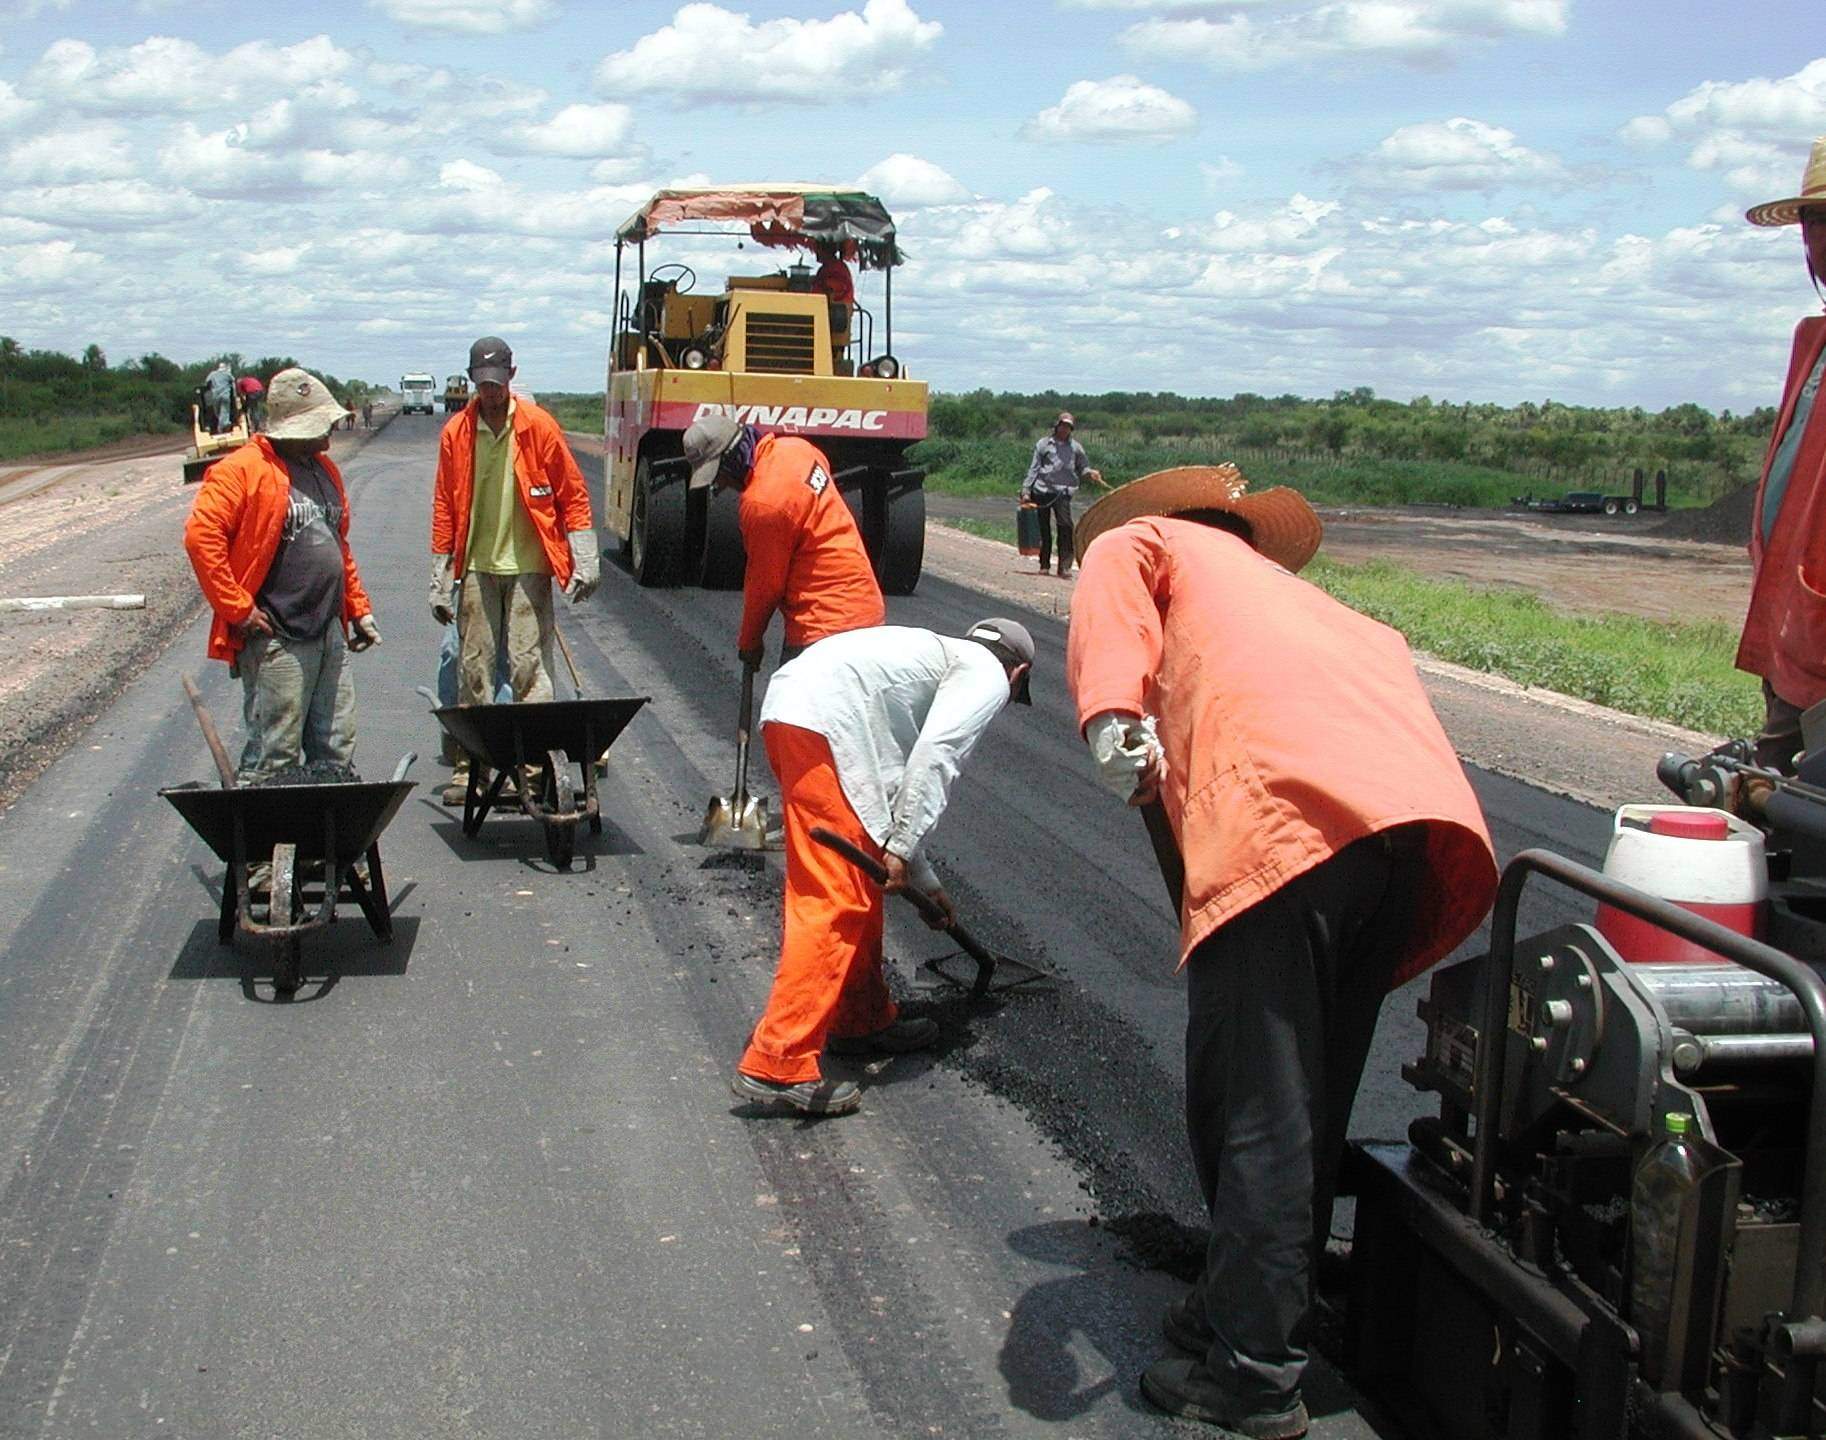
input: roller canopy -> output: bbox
[616,185,903,269]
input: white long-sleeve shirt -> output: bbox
[759,626,1010,888]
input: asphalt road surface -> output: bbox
[0,415,1614,1438]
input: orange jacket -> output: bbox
[183,435,371,664]
[737,434,884,652]
[1067,516,1497,985]
[1737,316,1826,708]
[432,396,592,583]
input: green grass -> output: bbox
[931,517,1761,735]
[0,413,181,462]
[539,393,602,434]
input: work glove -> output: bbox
[349,614,381,652]
[563,528,601,602]
[430,554,455,626]
[1086,710,1166,802]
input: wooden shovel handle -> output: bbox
[181,674,238,789]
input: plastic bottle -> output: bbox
[1630,1111,1699,1387]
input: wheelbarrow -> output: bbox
[162,759,416,996]
[432,697,648,869]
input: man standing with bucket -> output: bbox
[1021,411,1103,579]
[1066,465,1496,1437]
[730,619,1033,1116]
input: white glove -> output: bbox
[430,554,456,625]
[1086,711,1165,801]
[564,528,600,602]
[349,614,381,651]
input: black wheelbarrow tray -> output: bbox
[432,697,648,869]
[161,771,414,994]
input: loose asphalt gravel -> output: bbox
[0,415,1616,1438]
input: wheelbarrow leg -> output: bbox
[218,862,238,944]
[584,715,603,835]
[346,842,393,941]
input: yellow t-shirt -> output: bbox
[466,403,547,575]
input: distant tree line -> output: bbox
[928,387,1777,503]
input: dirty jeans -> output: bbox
[457,570,553,708]
[1029,488,1074,572]
[436,594,513,765]
[738,723,897,1084]
[1183,829,1418,1407]
[235,627,355,783]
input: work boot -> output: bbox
[827,1017,940,1057]
[1162,1291,1216,1355]
[441,761,471,807]
[1140,1358,1309,1438]
[1057,561,1073,579]
[1037,558,1050,573]
[730,1072,862,1115]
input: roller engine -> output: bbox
[1346,740,1826,1439]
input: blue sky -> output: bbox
[2,0,1823,411]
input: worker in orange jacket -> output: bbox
[430,337,597,800]
[1737,141,1826,773]
[184,368,379,783]
[682,414,884,667]
[1066,466,1497,1437]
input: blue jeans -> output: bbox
[437,606,511,764]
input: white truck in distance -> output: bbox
[400,373,436,415]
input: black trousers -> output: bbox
[1031,490,1074,572]
[1183,828,1420,1404]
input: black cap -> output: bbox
[468,336,513,385]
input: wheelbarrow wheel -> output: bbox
[545,748,576,870]
[270,843,303,995]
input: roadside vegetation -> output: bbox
[915,388,1772,511]
[944,515,1759,736]
[0,338,378,462]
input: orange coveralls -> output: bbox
[738,723,897,1083]
[431,396,592,585]
[184,435,371,664]
[737,435,884,654]
[1737,315,1826,712]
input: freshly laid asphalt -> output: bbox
[0,415,1614,1438]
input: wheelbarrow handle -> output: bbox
[808,825,1000,990]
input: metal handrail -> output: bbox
[1469,848,1826,1322]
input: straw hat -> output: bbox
[264,367,350,440]
[1747,136,1826,227]
[1073,463,1323,572]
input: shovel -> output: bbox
[699,659,769,850]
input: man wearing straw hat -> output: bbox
[1065,466,1497,1436]
[1737,138,1826,774]
[184,368,380,783]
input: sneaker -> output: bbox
[730,1072,862,1115]
[827,1017,940,1056]
[1163,1292,1216,1355]
[1057,564,1073,579]
[1139,1358,1308,1438]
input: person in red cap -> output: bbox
[1021,411,1104,578]
[1067,465,1496,1437]
[1737,138,1826,773]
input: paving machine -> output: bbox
[181,401,249,484]
[603,185,928,594]
[1346,741,1826,1438]
[443,374,469,413]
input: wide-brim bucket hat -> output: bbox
[1747,135,1826,227]
[1073,463,1323,572]
[264,367,351,440]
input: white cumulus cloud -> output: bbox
[854,154,969,207]
[3,122,136,185]
[1622,60,1826,201]
[1122,0,1567,73]
[1349,117,1566,192]
[368,0,558,32]
[23,34,356,116]
[1022,75,1196,145]
[595,0,941,103]
[502,103,636,157]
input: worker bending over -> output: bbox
[1066,465,1496,1438]
[430,337,598,801]
[184,368,380,783]
[732,619,1033,1116]
[684,414,884,667]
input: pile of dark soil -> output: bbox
[255,761,361,786]
[1654,484,1756,544]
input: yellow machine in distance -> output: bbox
[443,374,470,413]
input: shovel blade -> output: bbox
[698,792,770,850]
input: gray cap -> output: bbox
[684,414,742,490]
[964,616,1034,705]
[467,335,513,385]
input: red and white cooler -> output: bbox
[1594,806,1768,964]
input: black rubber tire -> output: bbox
[1623,498,1640,515]
[546,750,576,870]
[698,486,746,589]
[271,844,302,995]
[630,454,688,587]
[1602,498,1620,516]
[875,481,925,596]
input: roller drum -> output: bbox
[1635,963,1808,1036]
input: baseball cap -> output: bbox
[468,336,514,385]
[263,367,350,440]
[684,414,742,489]
[1057,411,1075,428]
[964,617,1034,705]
